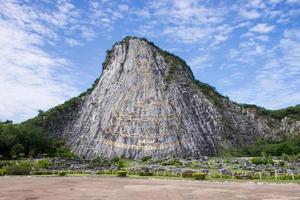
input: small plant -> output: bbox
[58,171,66,176]
[192,172,206,180]
[116,170,127,177]
[182,170,194,178]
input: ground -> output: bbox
[0,177,299,200]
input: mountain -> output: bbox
[26,37,300,159]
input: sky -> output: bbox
[0,0,300,123]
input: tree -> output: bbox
[10,144,24,158]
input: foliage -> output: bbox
[241,104,300,120]
[36,159,52,169]
[116,170,127,177]
[192,172,206,180]
[230,135,300,156]
[0,121,74,159]
[58,171,66,176]
[138,168,153,176]
[182,170,194,178]
[6,161,32,175]
[0,168,6,176]
[251,157,274,165]
[33,170,53,175]
[138,171,153,176]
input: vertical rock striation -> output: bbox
[43,37,299,159]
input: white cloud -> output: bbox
[0,19,78,122]
[239,8,261,19]
[0,0,85,122]
[287,0,300,4]
[65,38,82,47]
[188,55,210,71]
[250,23,275,33]
[226,29,300,108]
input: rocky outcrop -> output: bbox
[43,37,299,159]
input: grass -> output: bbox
[27,173,300,184]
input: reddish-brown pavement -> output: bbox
[0,176,299,200]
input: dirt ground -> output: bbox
[0,176,299,200]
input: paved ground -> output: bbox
[0,176,299,200]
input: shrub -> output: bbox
[33,171,53,175]
[182,170,194,178]
[294,174,300,180]
[251,157,273,165]
[116,170,127,177]
[0,168,6,176]
[6,165,31,175]
[192,172,206,180]
[139,171,153,176]
[235,173,252,180]
[58,171,66,176]
[96,170,104,175]
[36,159,51,169]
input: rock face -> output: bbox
[45,37,299,159]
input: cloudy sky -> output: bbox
[0,0,300,122]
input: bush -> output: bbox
[33,171,53,175]
[235,173,252,180]
[192,172,206,180]
[0,168,6,176]
[139,171,153,176]
[6,165,31,175]
[36,159,51,169]
[96,170,104,175]
[251,157,273,165]
[182,170,194,178]
[58,171,66,176]
[116,170,127,177]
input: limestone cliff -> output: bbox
[34,37,300,159]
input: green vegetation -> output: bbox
[182,170,194,178]
[6,161,32,175]
[58,171,66,176]
[251,157,274,165]
[116,170,127,177]
[0,121,75,160]
[36,159,51,169]
[192,172,206,180]
[242,104,300,120]
[0,168,6,176]
[230,135,300,157]
[161,159,182,166]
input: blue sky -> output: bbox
[0,0,300,122]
